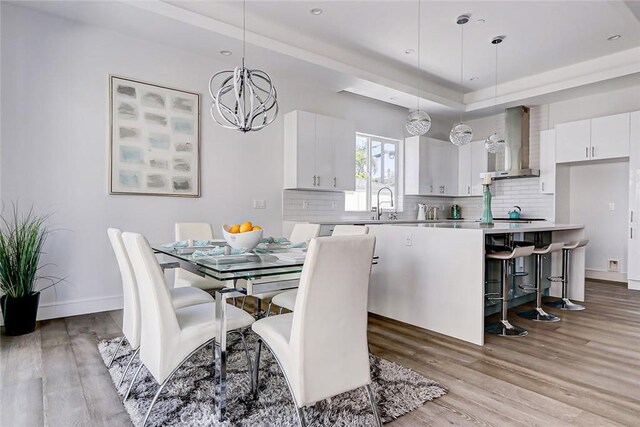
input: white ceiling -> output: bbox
[12,0,640,120]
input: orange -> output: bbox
[229,224,241,234]
[239,221,253,233]
[252,225,262,231]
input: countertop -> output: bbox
[379,222,585,234]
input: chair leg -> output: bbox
[108,336,126,368]
[259,340,306,427]
[233,331,253,391]
[365,384,383,427]
[241,296,247,311]
[118,347,140,388]
[142,378,170,427]
[279,307,283,315]
[123,363,144,401]
[266,301,272,317]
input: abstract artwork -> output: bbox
[109,75,200,197]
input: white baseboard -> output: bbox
[585,269,627,283]
[628,279,640,291]
[37,294,124,321]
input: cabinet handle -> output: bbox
[468,186,470,195]
[430,185,433,193]
[631,228,634,239]
[313,175,317,186]
[586,147,589,158]
[632,211,634,223]
[592,146,595,158]
[333,177,337,188]
[542,182,545,192]
[317,175,320,186]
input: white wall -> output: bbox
[0,3,415,319]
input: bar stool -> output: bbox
[517,242,564,322]
[545,239,589,311]
[485,244,535,337]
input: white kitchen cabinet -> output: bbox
[555,113,630,164]
[539,129,556,194]
[590,112,630,160]
[405,136,458,196]
[284,110,355,191]
[457,140,489,196]
[555,119,591,163]
[628,111,640,290]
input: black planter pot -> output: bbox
[1,292,40,336]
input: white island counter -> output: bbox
[366,222,586,346]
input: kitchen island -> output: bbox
[365,222,586,346]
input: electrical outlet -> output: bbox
[609,203,615,211]
[608,259,619,272]
[302,200,309,209]
[404,234,412,246]
[253,199,266,209]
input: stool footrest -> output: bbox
[510,271,529,277]
[547,276,565,283]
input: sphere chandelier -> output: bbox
[406,0,431,136]
[449,14,473,147]
[485,36,506,154]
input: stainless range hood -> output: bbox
[487,106,540,180]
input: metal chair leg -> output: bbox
[279,307,284,315]
[518,254,560,322]
[241,296,247,311]
[108,336,126,368]
[232,331,253,391]
[545,248,585,311]
[124,363,144,401]
[365,384,383,427]
[118,347,140,388]
[266,301,273,317]
[142,378,170,427]
[252,339,262,398]
[485,259,528,337]
[257,340,306,426]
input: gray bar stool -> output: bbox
[545,239,589,311]
[517,242,564,322]
[485,244,535,337]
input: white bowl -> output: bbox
[222,225,263,250]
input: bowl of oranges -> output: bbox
[222,222,263,250]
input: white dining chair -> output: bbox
[106,228,214,380]
[270,225,369,313]
[241,223,321,315]
[174,222,226,290]
[251,235,380,427]
[122,232,255,427]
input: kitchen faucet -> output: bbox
[376,186,394,220]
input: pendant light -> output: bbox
[406,0,432,136]
[209,0,278,133]
[449,15,473,146]
[485,35,506,153]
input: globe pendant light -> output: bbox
[485,36,506,153]
[209,0,278,133]
[449,15,473,147]
[406,0,431,136]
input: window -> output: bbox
[345,133,399,212]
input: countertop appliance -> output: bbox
[507,206,522,219]
[450,204,461,219]
[417,203,427,220]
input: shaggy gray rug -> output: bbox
[99,333,446,426]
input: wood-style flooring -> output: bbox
[1,280,638,426]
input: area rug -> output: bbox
[99,333,446,426]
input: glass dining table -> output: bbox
[153,243,307,422]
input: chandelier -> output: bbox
[406,0,431,136]
[485,36,506,153]
[208,1,278,133]
[449,14,473,147]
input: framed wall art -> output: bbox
[109,75,201,197]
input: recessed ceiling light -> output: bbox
[477,18,486,23]
[607,34,621,41]
[405,48,415,54]
[220,50,232,56]
[310,8,323,15]
[469,76,479,81]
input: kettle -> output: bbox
[417,203,427,220]
[508,206,522,219]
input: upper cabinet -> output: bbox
[405,136,458,196]
[458,140,489,197]
[627,111,640,287]
[555,112,630,164]
[539,129,556,194]
[284,110,356,191]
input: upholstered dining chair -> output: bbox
[251,235,380,427]
[106,228,214,381]
[122,232,255,427]
[174,222,226,290]
[242,223,321,315]
[270,225,369,313]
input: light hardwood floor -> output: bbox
[1,280,638,426]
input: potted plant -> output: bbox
[0,205,61,336]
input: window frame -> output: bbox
[345,132,402,213]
